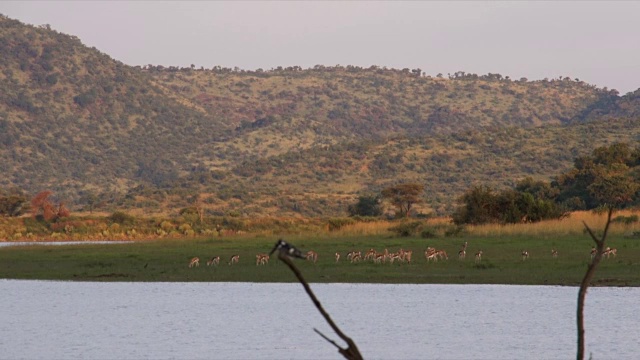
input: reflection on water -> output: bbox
[0,281,637,359]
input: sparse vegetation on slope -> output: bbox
[1,15,639,217]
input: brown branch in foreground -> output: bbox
[278,253,363,360]
[577,206,613,360]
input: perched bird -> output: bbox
[270,239,306,259]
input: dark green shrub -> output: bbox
[420,227,437,239]
[326,217,356,231]
[23,217,49,234]
[109,211,135,225]
[612,215,639,225]
[444,225,465,237]
[389,221,422,237]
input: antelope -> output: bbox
[475,250,483,263]
[256,253,269,265]
[335,252,340,263]
[397,249,406,261]
[425,247,436,260]
[521,251,529,261]
[603,247,617,259]
[346,251,355,261]
[551,249,558,258]
[206,256,220,266]
[373,253,385,264]
[351,252,362,263]
[458,241,468,260]
[436,250,448,260]
[404,250,413,264]
[364,248,376,261]
[306,250,318,264]
[228,255,239,265]
[188,257,200,268]
[379,248,390,263]
[389,253,402,264]
[426,251,439,262]
[590,247,597,260]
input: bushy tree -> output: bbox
[451,185,498,225]
[347,194,383,217]
[452,184,566,225]
[381,183,424,218]
[0,188,28,217]
[554,143,640,210]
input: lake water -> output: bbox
[0,281,636,359]
[0,241,133,247]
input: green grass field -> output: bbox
[1,233,639,286]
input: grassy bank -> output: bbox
[1,231,639,285]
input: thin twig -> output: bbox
[314,328,342,350]
[278,253,363,360]
[577,206,613,360]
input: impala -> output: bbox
[379,249,390,263]
[475,250,483,263]
[256,253,269,265]
[425,247,436,260]
[228,255,239,265]
[351,252,362,263]
[603,247,617,259]
[551,249,558,258]
[206,256,220,266]
[306,250,318,264]
[436,250,448,260]
[373,253,385,264]
[346,251,355,261]
[188,257,200,268]
[458,250,466,260]
[364,248,376,261]
[590,247,597,260]
[404,250,413,264]
[389,253,402,264]
[521,251,529,261]
[335,252,340,263]
[426,252,439,262]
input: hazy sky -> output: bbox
[2,1,639,94]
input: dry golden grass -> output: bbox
[327,220,394,237]
[327,217,452,237]
[319,211,640,239]
[466,210,640,237]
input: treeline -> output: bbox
[141,63,614,92]
[346,142,640,225]
[451,142,640,225]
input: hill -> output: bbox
[1,14,639,217]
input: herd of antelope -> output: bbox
[188,255,235,268]
[188,242,619,267]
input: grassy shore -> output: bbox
[1,231,639,285]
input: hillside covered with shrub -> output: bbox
[1,14,639,217]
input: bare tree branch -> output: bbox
[577,206,613,360]
[314,328,342,350]
[278,252,363,360]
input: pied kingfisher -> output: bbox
[270,239,306,259]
